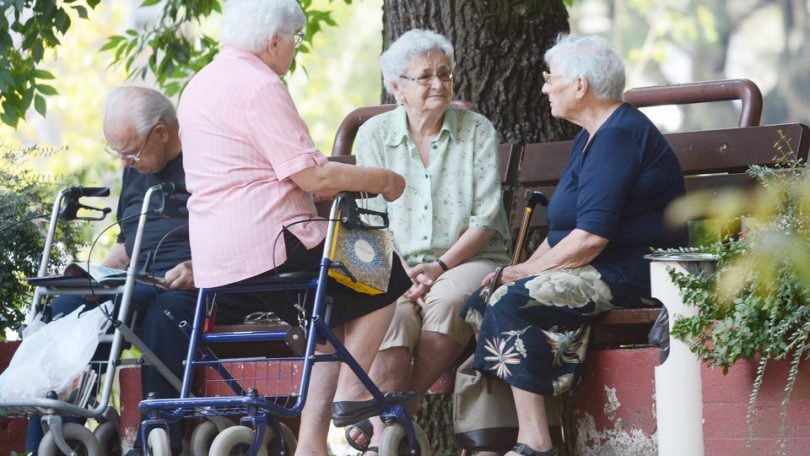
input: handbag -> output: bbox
[453,354,519,451]
[328,194,394,295]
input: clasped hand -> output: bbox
[405,261,444,306]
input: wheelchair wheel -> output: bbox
[378,421,431,456]
[147,427,171,456]
[208,425,269,456]
[267,422,297,454]
[93,421,122,456]
[39,422,103,456]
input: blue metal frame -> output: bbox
[138,194,422,455]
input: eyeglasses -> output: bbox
[542,71,566,84]
[292,31,305,49]
[104,123,159,162]
[399,71,453,86]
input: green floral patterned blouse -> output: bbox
[354,106,510,266]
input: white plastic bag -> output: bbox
[0,301,113,401]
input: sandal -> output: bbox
[363,446,379,456]
[511,442,558,456]
[344,418,373,452]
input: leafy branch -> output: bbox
[0,0,101,127]
[0,0,352,126]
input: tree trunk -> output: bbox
[382,2,577,454]
[382,0,579,144]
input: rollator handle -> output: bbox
[154,181,189,217]
[338,193,389,229]
[59,186,112,221]
[158,181,187,196]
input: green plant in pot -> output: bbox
[0,142,85,339]
[663,132,809,448]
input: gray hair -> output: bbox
[544,34,625,102]
[221,0,306,54]
[380,29,455,95]
[103,86,176,140]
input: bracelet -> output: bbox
[436,258,450,272]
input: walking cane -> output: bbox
[512,190,549,264]
[486,190,548,298]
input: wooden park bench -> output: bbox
[327,78,810,454]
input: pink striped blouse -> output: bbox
[178,45,328,287]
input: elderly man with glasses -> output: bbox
[25,86,200,456]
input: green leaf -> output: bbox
[34,94,46,117]
[31,40,44,61]
[36,84,57,96]
[140,0,162,6]
[33,69,55,80]
[100,35,126,52]
[72,5,88,19]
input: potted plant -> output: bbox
[664,132,809,450]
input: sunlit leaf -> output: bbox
[34,94,46,117]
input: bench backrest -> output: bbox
[331,99,477,157]
[512,123,810,242]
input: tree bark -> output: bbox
[382,2,578,454]
[382,0,579,144]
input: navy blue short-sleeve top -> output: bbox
[545,103,688,304]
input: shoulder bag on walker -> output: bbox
[328,195,393,295]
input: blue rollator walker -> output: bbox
[138,193,430,455]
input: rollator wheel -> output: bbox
[39,422,103,456]
[146,427,171,456]
[378,421,431,456]
[93,421,122,456]
[191,418,233,455]
[267,422,297,454]
[209,425,269,456]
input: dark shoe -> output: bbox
[332,391,416,427]
[344,418,373,451]
[511,442,558,456]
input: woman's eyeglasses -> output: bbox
[104,123,160,162]
[293,31,305,49]
[399,72,453,86]
[542,71,566,84]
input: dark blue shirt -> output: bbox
[116,155,190,275]
[545,103,687,304]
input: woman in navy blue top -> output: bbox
[462,35,687,456]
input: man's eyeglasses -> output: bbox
[399,72,453,86]
[104,123,159,162]
[293,31,305,49]
[542,71,566,84]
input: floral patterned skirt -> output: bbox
[461,265,614,396]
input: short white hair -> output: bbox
[544,34,625,102]
[221,0,306,54]
[380,29,454,95]
[103,86,176,140]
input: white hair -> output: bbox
[221,0,306,54]
[380,29,455,95]
[544,34,625,102]
[103,86,176,140]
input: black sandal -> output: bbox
[363,446,379,455]
[344,418,373,452]
[511,442,558,456]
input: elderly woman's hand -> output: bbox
[406,261,444,306]
[481,264,530,287]
[382,172,406,202]
[164,260,195,290]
